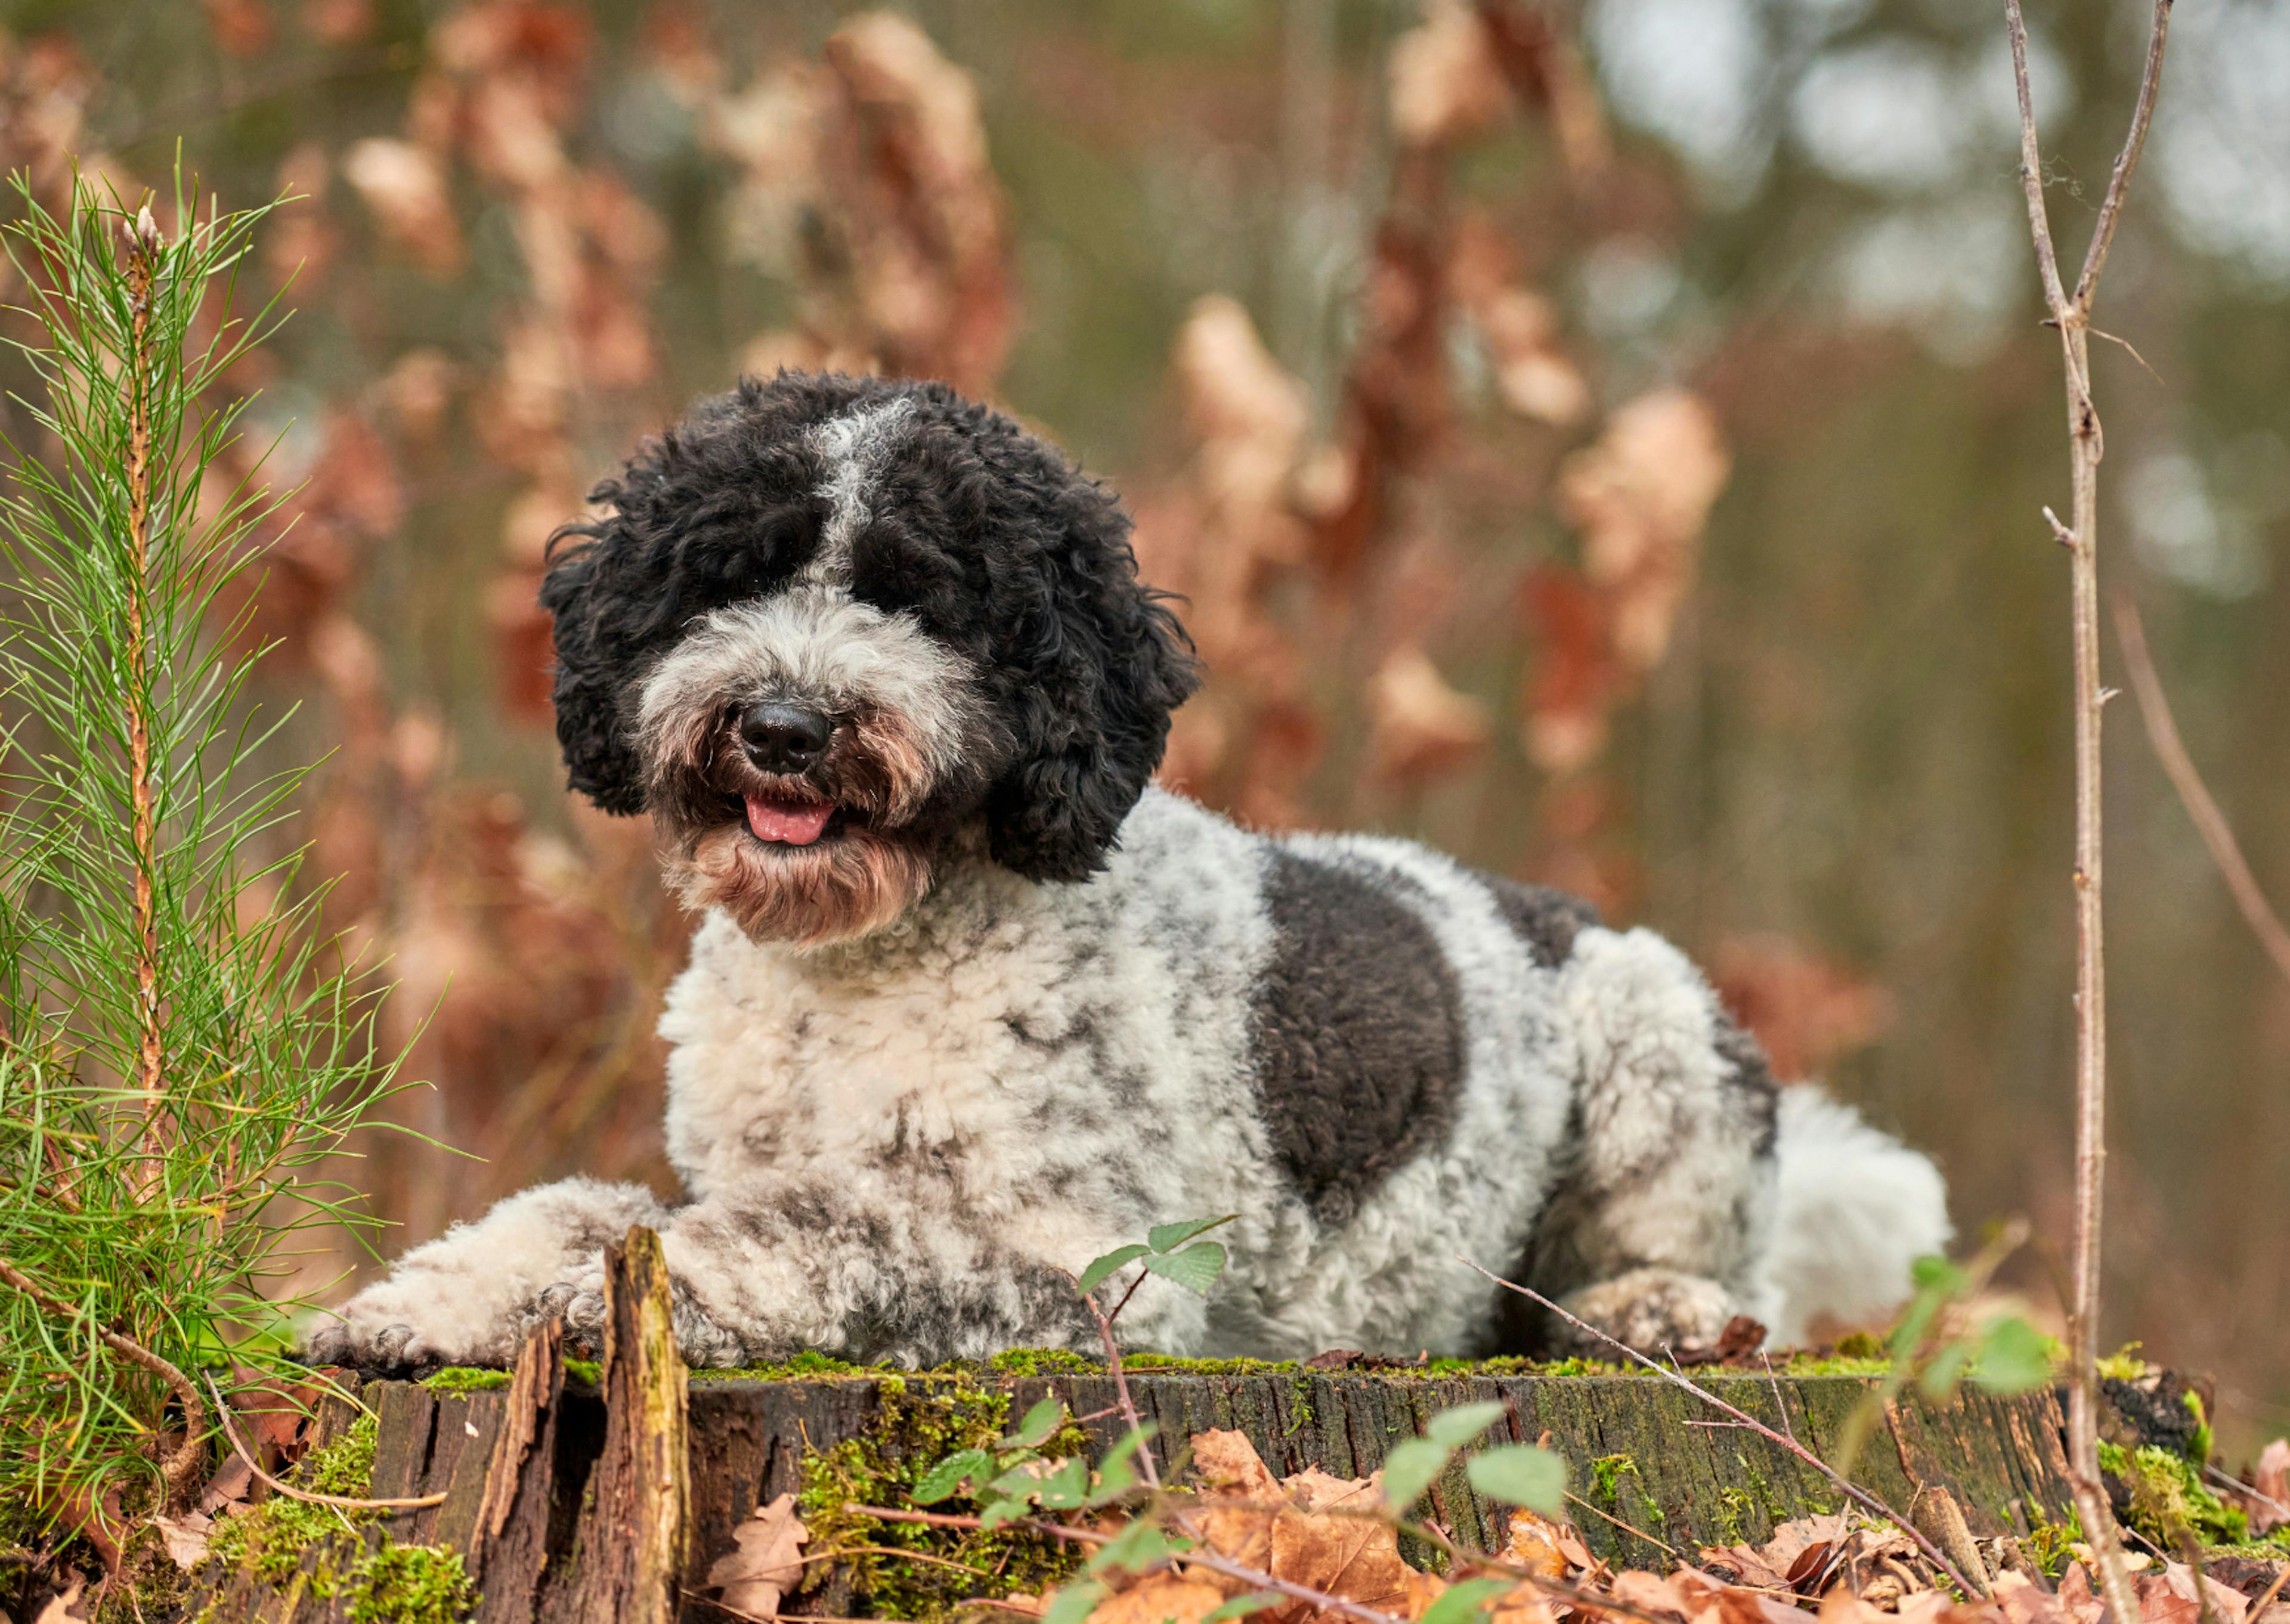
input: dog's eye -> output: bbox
[849,520,970,621]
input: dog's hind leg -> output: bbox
[301,1176,672,1369]
[1511,925,1780,1356]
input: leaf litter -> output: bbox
[953,1430,2290,1624]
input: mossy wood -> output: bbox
[188,1353,2081,1619]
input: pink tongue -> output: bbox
[746,795,834,845]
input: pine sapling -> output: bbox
[0,170,404,1542]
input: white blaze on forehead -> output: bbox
[636,593,978,780]
[804,398,917,587]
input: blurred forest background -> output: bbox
[1,0,2284,1451]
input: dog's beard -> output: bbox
[648,708,945,947]
[672,822,935,946]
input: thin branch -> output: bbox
[2072,1,2175,314]
[1997,7,2175,1621]
[1455,1256,1983,1597]
[1080,1286,1161,1493]
[0,1255,207,1502]
[204,1375,445,1511]
[2109,592,2290,987]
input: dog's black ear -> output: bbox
[539,510,651,816]
[983,479,1199,882]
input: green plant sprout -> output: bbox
[0,168,407,1546]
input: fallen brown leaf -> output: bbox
[705,1492,809,1620]
[2253,1440,2289,1536]
[1088,1574,1228,1624]
[156,1509,213,1570]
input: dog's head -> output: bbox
[541,372,1198,946]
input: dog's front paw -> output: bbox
[298,1311,434,1376]
[1557,1267,1740,1357]
[540,1262,748,1368]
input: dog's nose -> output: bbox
[739,702,834,772]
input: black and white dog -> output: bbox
[305,372,1948,1371]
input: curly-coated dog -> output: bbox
[305,373,1949,1371]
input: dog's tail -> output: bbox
[1755,1087,1951,1347]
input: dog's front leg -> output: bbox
[551,1176,1096,1368]
[302,1176,671,1370]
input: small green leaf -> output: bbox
[1078,1244,1152,1295]
[1380,1436,1452,1510]
[911,1447,994,1505]
[1920,1341,1971,1401]
[1088,1424,1159,1504]
[1147,1215,1238,1254]
[1140,1242,1227,1295]
[1910,1254,1967,1293]
[980,1495,1035,1530]
[1205,1592,1289,1622]
[991,1461,1048,1498]
[1043,1580,1110,1624]
[1466,1444,1567,1517]
[1418,1576,1514,1624]
[1088,1517,1180,1576]
[1425,1401,1508,1450]
[1002,1396,1066,1449]
[1036,1455,1091,1511]
[1970,1314,2053,1394]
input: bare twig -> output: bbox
[2110,592,2290,987]
[1455,1256,1983,1597]
[204,1375,445,1511]
[2000,5,2174,1619]
[1079,1286,1161,1492]
[0,1255,206,1504]
[1565,1488,1680,1559]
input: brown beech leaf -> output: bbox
[341,138,464,273]
[705,1492,809,1620]
[1087,1574,1230,1624]
[1558,389,1731,671]
[154,1510,213,1571]
[2252,1439,2289,1535]
[32,1573,89,1624]
[1388,0,1511,149]
[1369,644,1492,785]
[1500,1508,1570,1582]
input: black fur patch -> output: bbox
[1250,850,1465,1224]
[1487,877,1601,968]
[1713,1015,1781,1158]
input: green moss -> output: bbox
[2100,1441,2249,1546]
[2023,1508,2084,1577]
[1285,1374,1314,1437]
[345,1544,476,1624]
[198,1414,475,1624]
[988,1348,1100,1378]
[562,1358,602,1387]
[802,1366,1085,1623]
[2096,1343,2150,1382]
[1715,1487,1754,1545]
[690,1348,872,1381]
[422,1367,512,1395]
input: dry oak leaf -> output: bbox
[32,1573,88,1623]
[706,1492,809,1619]
[1184,1430,1414,1623]
[1088,1574,1231,1624]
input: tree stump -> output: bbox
[187,1242,2098,1622]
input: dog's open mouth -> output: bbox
[742,792,838,846]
